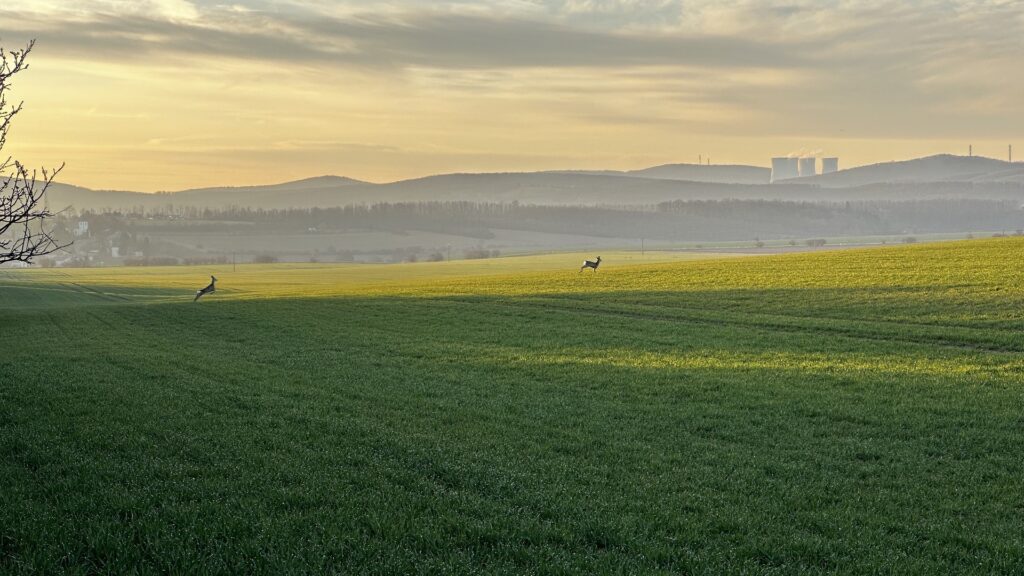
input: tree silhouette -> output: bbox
[1,40,66,265]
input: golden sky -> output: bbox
[2,0,1022,191]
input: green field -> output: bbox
[2,241,1023,574]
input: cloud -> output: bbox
[2,8,812,72]
[5,1,1020,85]
[6,2,1020,131]
[4,0,199,21]
[3,0,1023,191]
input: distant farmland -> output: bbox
[2,240,1023,573]
[47,198,1024,266]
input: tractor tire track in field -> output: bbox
[67,282,134,303]
[42,311,73,343]
[441,295,1024,355]
[534,297,1023,353]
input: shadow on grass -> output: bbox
[3,288,1024,573]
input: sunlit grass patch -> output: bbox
[3,239,1024,573]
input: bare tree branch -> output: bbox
[1,39,69,265]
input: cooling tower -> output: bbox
[798,157,817,178]
[770,157,799,183]
[821,157,839,174]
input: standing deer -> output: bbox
[579,256,602,273]
[194,276,217,301]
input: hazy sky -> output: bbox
[2,0,1021,191]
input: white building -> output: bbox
[798,157,817,178]
[770,157,799,183]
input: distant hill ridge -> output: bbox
[169,175,367,195]
[804,154,1023,187]
[42,154,1024,211]
[550,163,771,185]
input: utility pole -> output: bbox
[232,252,236,272]
[641,238,645,257]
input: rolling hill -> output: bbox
[551,163,771,184]
[804,154,1024,187]
[41,155,1024,211]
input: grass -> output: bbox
[0,250,732,308]
[2,240,1023,574]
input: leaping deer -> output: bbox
[579,256,602,273]
[194,276,217,302]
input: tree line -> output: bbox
[64,198,1024,242]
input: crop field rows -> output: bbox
[2,240,1023,573]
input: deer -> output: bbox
[579,256,602,273]
[194,275,217,302]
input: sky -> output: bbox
[1,0,1022,191]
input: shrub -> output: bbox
[124,257,180,266]
[463,248,496,260]
[182,256,228,266]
